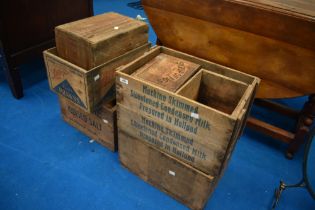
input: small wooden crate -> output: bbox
[119,131,216,210]
[55,12,149,69]
[131,53,200,92]
[44,43,150,112]
[116,46,260,175]
[59,96,117,151]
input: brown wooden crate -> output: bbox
[59,96,117,151]
[132,53,200,92]
[55,12,149,69]
[119,131,216,210]
[116,46,260,175]
[44,43,150,112]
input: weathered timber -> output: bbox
[55,12,149,69]
[119,131,216,210]
[132,53,200,92]
[116,46,260,175]
[44,43,150,112]
[59,96,117,151]
[142,0,315,98]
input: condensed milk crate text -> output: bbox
[44,43,150,113]
[116,46,260,175]
[119,131,216,210]
[59,96,117,151]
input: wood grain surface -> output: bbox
[116,46,259,175]
[119,131,215,210]
[44,44,150,112]
[132,53,200,92]
[234,0,315,17]
[143,0,315,98]
[55,12,149,69]
[59,96,117,151]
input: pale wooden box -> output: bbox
[55,12,149,69]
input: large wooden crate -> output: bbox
[116,46,260,176]
[59,96,117,151]
[119,131,216,210]
[55,12,149,69]
[44,43,150,112]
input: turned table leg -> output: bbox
[3,65,23,99]
[286,94,315,159]
[0,45,23,99]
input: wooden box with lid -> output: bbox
[55,12,149,69]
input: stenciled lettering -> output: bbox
[128,115,211,163]
[67,105,102,131]
[142,85,166,102]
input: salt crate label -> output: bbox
[54,80,86,109]
[66,105,102,131]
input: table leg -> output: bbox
[0,47,23,99]
[4,66,23,99]
[286,94,315,159]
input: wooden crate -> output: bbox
[116,46,260,175]
[55,12,149,69]
[131,53,200,92]
[59,96,117,151]
[119,131,216,210]
[44,43,150,112]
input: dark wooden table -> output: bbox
[143,0,315,158]
[0,0,93,98]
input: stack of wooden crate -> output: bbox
[42,11,261,210]
[43,12,150,151]
[116,46,260,209]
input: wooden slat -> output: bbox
[218,108,246,179]
[246,117,295,144]
[59,96,117,151]
[118,104,227,175]
[119,131,215,210]
[254,99,299,118]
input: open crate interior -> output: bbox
[177,69,248,115]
